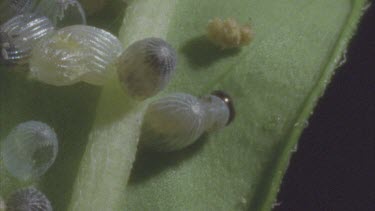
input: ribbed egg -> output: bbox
[140,93,206,151]
[0,121,58,180]
[140,91,235,152]
[0,14,54,64]
[117,37,177,99]
[29,25,124,86]
[6,187,52,211]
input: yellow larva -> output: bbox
[207,17,254,49]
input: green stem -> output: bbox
[68,0,177,210]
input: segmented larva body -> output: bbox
[29,25,123,86]
[117,37,177,99]
[0,121,58,180]
[6,187,52,211]
[140,91,235,152]
[0,14,54,64]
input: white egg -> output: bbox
[6,187,52,211]
[140,91,235,152]
[141,93,206,151]
[0,121,58,180]
[117,37,177,99]
[0,14,54,64]
[29,25,123,86]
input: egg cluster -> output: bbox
[0,2,244,209]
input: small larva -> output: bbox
[140,91,235,152]
[35,0,87,27]
[29,25,123,86]
[117,37,177,99]
[0,14,54,64]
[6,187,52,211]
[207,17,254,49]
[0,121,58,180]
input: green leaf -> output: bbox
[0,0,367,210]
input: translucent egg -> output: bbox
[0,14,54,64]
[6,187,52,211]
[140,91,235,151]
[117,37,177,99]
[35,0,86,27]
[29,25,124,86]
[141,93,206,151]
[0,121,58,180]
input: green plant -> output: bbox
[0,0,368,210]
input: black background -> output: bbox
[275,3,375,211]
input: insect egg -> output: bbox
[140,93,206,151]
[6,187,52,211]
[0,121,58,180]
[0,14,54,64]
[29,25,123,86]
[140,91,235,152]
[117,37,177,99]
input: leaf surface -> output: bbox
[0,0,367,210]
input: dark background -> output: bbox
[275,3,375,211]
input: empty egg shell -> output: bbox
[29,25,123,86]
[6,187,52,211]
[0,121,58,180]
[0,14,54,64]
[35,0,86,27]
[117,37,177,99]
